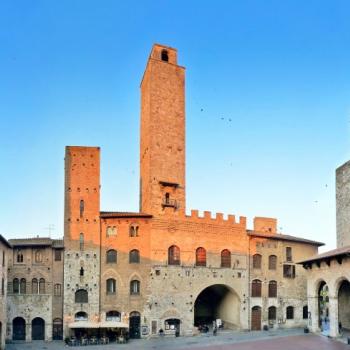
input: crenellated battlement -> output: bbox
[186,209,246,227]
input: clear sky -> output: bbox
[0,1,349,251]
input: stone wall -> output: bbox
[336,161,350,248]
[0,239,10,350]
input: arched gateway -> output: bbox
[194,284,240,329]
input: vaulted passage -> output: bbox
[194,284,240,329]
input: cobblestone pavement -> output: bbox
[5,329,350,350]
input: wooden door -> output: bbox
[251,306,261,331]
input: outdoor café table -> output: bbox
[100,336,108,345]
[81,337,88,346]
[118,336,126,344]
[89,337,98,345]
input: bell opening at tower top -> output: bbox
[161,49,169,62]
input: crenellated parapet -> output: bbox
[185,209,246,228]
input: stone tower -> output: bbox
[336,160,350,248]
[63,146,101,335]
[140,44,186,216]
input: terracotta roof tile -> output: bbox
[100,211,152,218]
[247,231,324,246]
[298,245,350,264]
[8,237,63,247]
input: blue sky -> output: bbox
[0,1,349,250]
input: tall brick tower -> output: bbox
[140,44,186,216]
[63,146,101,335]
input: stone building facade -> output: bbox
[300,160,350,338]
[1,44,324,347]
[61,44,322,338]
[6,238,64,342]
[0,235,10,350]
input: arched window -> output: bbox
[251,279,262,297]
[80,200,84,217]
[39,278,45,294]
[129,224,139,237]
[106,311,120,321]
[80,267,84,276]
[168,245,180,265]
[195,247,206,266]
[16,250,23,263]
[268,280,277,298]
[54,284,61,296]
[286,306,294,319]
[106,278,116,295]
[75,289,88,303]
[20,278,26,294]
[161,50,169,62]
[130,280,140,295]
[32,278,38,294]
[13,278,19,294]
[268,306,277,320]
[268,255,277,270]
[129,249,140,263]
[303,305,308,319]
[75,312,88,321]
[221,249,231,268]
[106,249,117,263]
[252,254,262,269]
[79,233,84,251]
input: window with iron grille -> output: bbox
[253,254,262,269]
[195,247,206,266]
[268,255,277,270]
[106,249,117,263]
[75,289,88,303]
[268,306,276,320]
[268,280,277,298]
[286,306,294,319]
[251,279,262,297]
[168,245,180,265]
[129,249,140,263]
[55,250,62,261]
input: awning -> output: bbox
[69,321,99,329]
[68,321,129,329]
[99,321,129,328]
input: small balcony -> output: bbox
[162,198,178,208]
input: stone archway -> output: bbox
[32,317,45,340]
[338,279,350,331]
[194,284,240,330]
[317,281,330,335]
[12,317,26,340]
